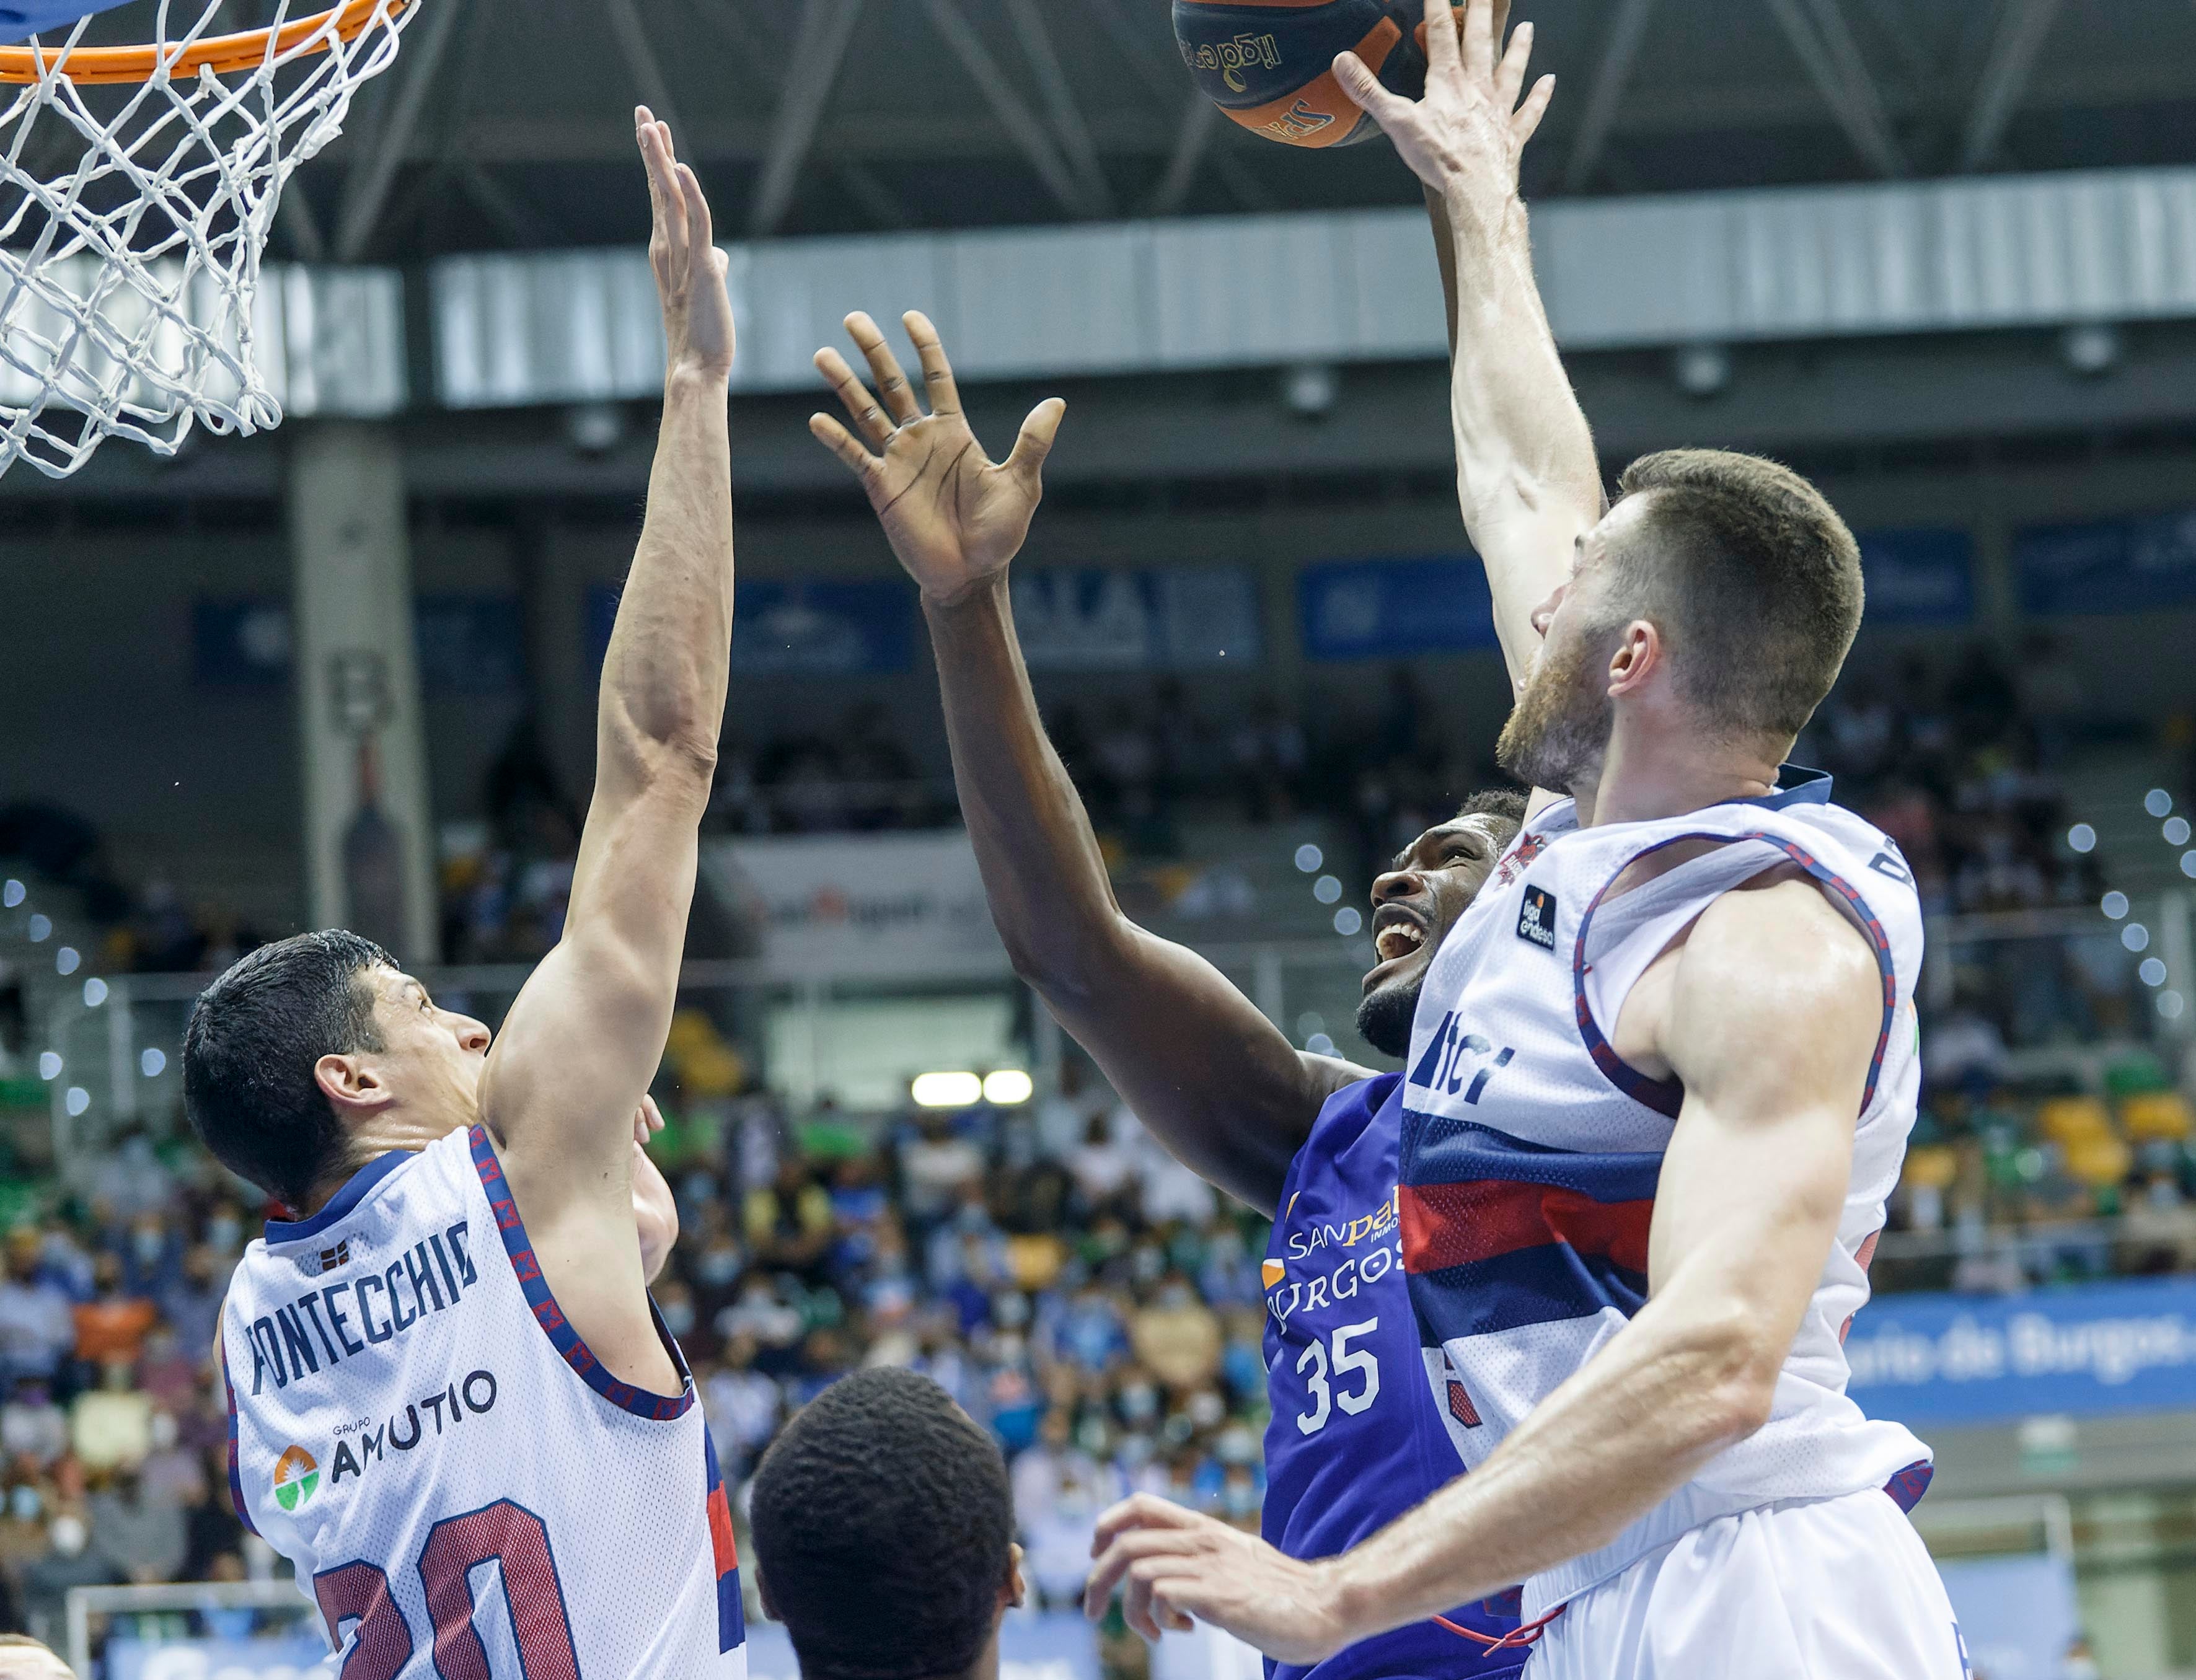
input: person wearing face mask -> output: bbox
[20,1510,116,1648]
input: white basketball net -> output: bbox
[0,1,418,479]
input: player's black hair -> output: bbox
[1455,787,1528,839]
[752,1368,1015,1680]
[182,930,392,1212]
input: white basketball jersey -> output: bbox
[1399,772,1934,1617]
[220,1125,748,1679]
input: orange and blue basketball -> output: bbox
[1172,0,1453,149]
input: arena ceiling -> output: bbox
[227,0,2196,262]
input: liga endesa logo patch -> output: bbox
[1516,886,1558,951]
[272,1445,319,1512]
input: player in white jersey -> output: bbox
[1085,4,1964,1676]
[184,108,747,1679]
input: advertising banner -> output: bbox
[1009,568,1261,671]
[587,579,915,677]
[193,596,524,696]
[702,832,1010,978]
[745,1613,1099,1680]
[1858,529,1975,625]
[1846,1275,2196,1428]
[1299,555,1497,661]
[106,1637,331,1679]
[1932,1554,2081,1680]
[2017,508,2196,617]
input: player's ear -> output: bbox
[314,1053,390,1115]
[1607,619,1661,698]
[1002,1542,1026,1612]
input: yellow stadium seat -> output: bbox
[2036,1096,2112,1146]
[1902,1145,1958,1192]
[2066,1130,2133,1190]
[2123,1091,2195,1144]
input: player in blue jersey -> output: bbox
[806,320,1533,1673]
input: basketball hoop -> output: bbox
[0,0,420,479]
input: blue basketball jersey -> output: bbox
[1262,1074,1526,1680]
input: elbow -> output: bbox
[999,917,1135,1011]
[605,701,720,793]
[1673,1309,1784,1453]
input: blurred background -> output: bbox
[4,0,2196,1676]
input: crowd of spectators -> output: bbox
[0,1135,254,1647]
[0,1032,2190,1653]
[0,1062,1281,1648]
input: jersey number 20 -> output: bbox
[315,1498,580,1679]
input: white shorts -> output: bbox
[1524,1489,1969,1680]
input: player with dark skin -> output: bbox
[808,309,1517,1218]
[799,0,1554,1211]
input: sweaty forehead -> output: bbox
[367,966,422,1004]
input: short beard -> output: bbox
[1497,631,1615,794]
[1356,977,1422,1060]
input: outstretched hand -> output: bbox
[810,312,1065,607]
[1083,1494,1349,1663]
[1334,0,1554,209]
[638,107,736,381]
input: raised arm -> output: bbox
[475,112,736,1370]
[1349,0,1598,686]
[809,315,1367,1217]
[1083,877,1882,1655]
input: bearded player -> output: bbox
[185,111,746,1678]
[1084,4,1964,1677]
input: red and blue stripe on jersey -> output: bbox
[705,1433,746,1653]
[469,1127,694,1422]
[1397,1107,1660,1348]
[1262,1074,1527,1678]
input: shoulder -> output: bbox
[1681,872,1879,995]
[1660,877,1886,1084]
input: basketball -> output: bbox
[1173,0,1455,149]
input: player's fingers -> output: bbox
[1005,398,1066,486]
[904,312,963,417]
[809,413,881,484]
[1150,1589,1196,1637]
[1489,0,1512,51]
[1514,73,1556,146]
[637,123,675,242]
[1422,0,1463,79]
[1083,1528,1201,1618]
[1495,19,1533,109]
[1333,52,1409,128]
[813,347,896,447]
[677,163,716,279]
[844,312,924,427]
[1119,1570,1165,1643]
[1091,1492,1202,1554]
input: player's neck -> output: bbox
[297,1107,469,1218]
[1572,719,1781,829]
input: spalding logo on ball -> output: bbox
[1173,0,1460,148]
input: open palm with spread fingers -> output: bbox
[811,312,1066,605]
[1334,0,1554,208]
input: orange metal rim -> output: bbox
[0,0,408,87]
